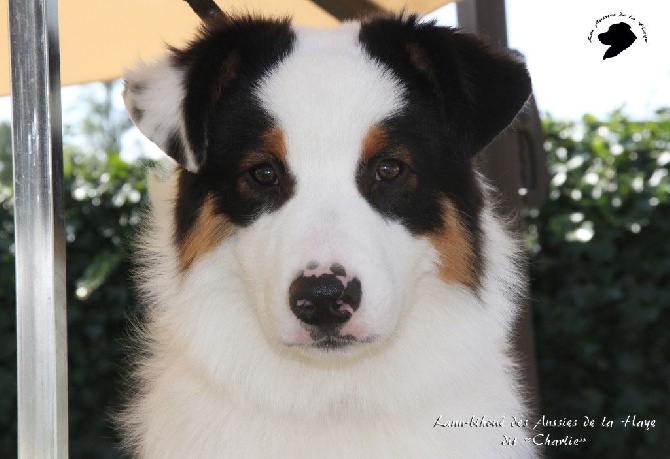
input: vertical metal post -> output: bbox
[8,0,68,456]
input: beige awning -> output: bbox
[0,0,452,96]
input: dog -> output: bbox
[120,9,536,458]
[598,22,637,60]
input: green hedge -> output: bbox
[526,110,670,458]
[0,148,151,457]
[0,111,668,457]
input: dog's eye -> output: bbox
[249,164,279,186]
[375,159,404,181]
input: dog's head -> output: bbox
[125,14,531,356]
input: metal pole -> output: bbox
[8,0,68,456]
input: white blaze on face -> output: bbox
[257,23,406,182]
[230,23,433,350]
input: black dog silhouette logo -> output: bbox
[598,23,636,60]
[588,12,647,60]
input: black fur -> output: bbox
[168,14,532,272]
[170,16,296,244]
[360,16,532,157]
[357,15,533,280]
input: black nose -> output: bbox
[289,272,362,327]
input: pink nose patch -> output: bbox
[303,262,355,290]
[302,265,334,278]
[335,299,354,315]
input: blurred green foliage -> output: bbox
[526,109,670,458]
[64,82,133,154]
[0,123,12,185]
[62,150,151,457]
[0,109,668,457]
[0,122,16,455]
[0,136,151,457]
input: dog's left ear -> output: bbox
[409,22,533,154]
[361,17,532,156]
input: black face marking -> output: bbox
[356,115,459,236]
[358,15,533,283]
[359,15,532,156]
[172,16,296,245]
[169,17,296,168]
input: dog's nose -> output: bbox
[289,267,362,327]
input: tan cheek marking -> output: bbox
[178,194,235,271]
[428,199,478,289]
[361,124,388,162]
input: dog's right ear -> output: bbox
[124,57,197,172]
[124,16,294,173]
[123,33,241,173]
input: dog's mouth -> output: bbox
[283,329,377,352]
[311,334,358,351]
[310,330,379,351]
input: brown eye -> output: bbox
[250,164,279,186]
[375,159,403,181]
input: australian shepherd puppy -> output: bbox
[120,10,536,459]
